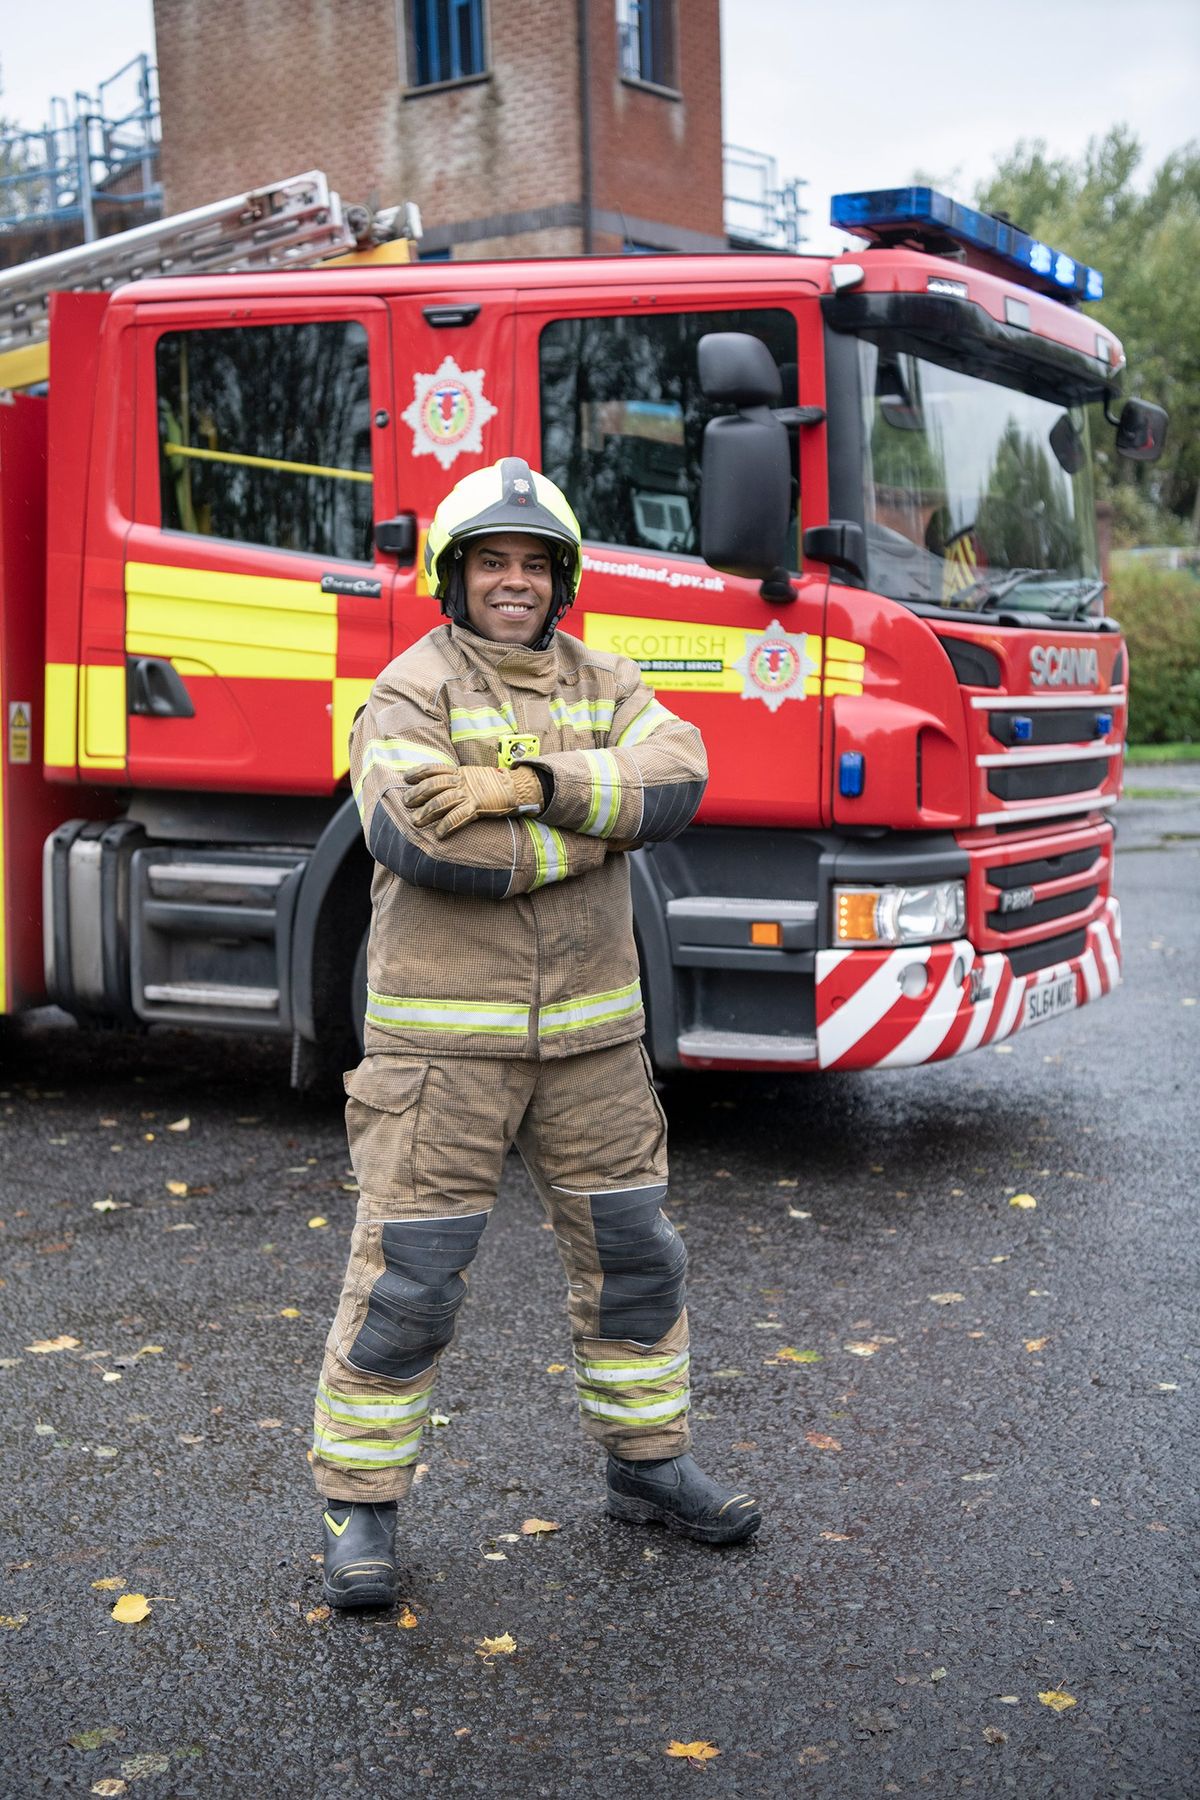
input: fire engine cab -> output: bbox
[0,177,1166,1081]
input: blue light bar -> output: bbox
[831,186,1103,305]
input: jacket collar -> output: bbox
[448,623,562,694]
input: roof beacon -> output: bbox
[830,186,1103,306]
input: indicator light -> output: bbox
[834,882,967,946]
[836,891,880,943]
[749,921,783,947]
[839,751,865,797]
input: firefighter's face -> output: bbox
[463,535,555,645]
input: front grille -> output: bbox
[988,709,1110,746]
[1006,927,1087,976]
[987,848,1097,889]
[987,884,1099,933]
[987,759,1108,801]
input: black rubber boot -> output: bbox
[320,1499,399,1608]
[605,1453,762,1545]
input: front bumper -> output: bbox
[814,896,1121,1071]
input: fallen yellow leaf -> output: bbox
[257,1418,283,1429]
[167,1117,191,1132]
[279,1308,301,1319]
[805,1431,842,1452]
[844,1340,880,1356]
[26,1334,81,1353]
[398,1606,418,1628]
[91,1577,126,1591]
[111,1593,150,1623]
[305,1605,331,1624]
[545,1362,567,1374]
[0,1614,29,1629]
[1024,1336,1050,1353]
[818,1531,852,1542]
[165,1181,188,1197]
[91,1782,128,1797]
[101,1372,122,1384]
[308,1217,328,1229]
[1010,1193,1038,1209]
[928,1292,965,1305]
[666,1741,721,1762]
[521,1518,561,1536]
[1038,1689,1077,1713]
[138,1345,164,1355]
[476,1632,517,1658]
[775,1346,822,1364]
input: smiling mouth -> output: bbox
[493,602,533,615]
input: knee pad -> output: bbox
[347,1211,487,1381]
[588,1184,687,1344]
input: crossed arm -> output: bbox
[351,668,707,898]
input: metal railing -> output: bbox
[723,144,808,252]
[0,54,161,241]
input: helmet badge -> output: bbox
[402,354,499,470]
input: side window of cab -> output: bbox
[155,320,374,561]
[538,308,798,563]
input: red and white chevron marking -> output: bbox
[815,897,1122,1071]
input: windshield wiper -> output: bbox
[944,567,1054,612]
[1063,578,1106,619]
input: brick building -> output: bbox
[153,0,726,257]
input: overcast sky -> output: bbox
[2,0,1197,251]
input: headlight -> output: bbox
[834,881,966,946]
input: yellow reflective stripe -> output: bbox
[580,749,622,837]
[126,561,337,682]
[577,1392,689,1424]
[449,704,516,742]
[43,663,78,768]
[549,695,615,733]
[163,441,373,484]
[822,637,865,697]
[614,697,677,747]
[538,978,642,1036]
[333,676,373,782]
[354,737,455,807]
[575,1350,689,1383]
[365,988,530,1034]
[312,1426,423,1467]
[80,664,126,768]
[316,1380,433,1425]
[523,817,568,887]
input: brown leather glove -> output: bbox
[402,762,543,838]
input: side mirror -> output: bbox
[376,512,418,561]
[1115,398,1168,463]
[802,521,867,583]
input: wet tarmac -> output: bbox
[2,779,1196,1797]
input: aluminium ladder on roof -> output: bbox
[0,171,358,360]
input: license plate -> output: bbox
[1022,972,1077,1028]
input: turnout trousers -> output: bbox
[310,1039,690,1502]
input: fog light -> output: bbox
[900,961,930,997]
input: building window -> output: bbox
[410,0,487,88]
[539,308,797,560]
[617,0,676,89]
[156,322,375,562]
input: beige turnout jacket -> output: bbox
[352,622,708,1059]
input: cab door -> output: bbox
[511,279,831,829]
[384,286,517,657]
[124,297,398,794]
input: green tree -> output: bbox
[976,129,1200,543]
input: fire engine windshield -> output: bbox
[832,325,1102,619]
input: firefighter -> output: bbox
[312,458,761,1608]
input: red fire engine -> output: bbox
[0,176,1166,1081]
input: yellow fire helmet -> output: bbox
[425,458,584,646]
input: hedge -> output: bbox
[1107,564,1200,745]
